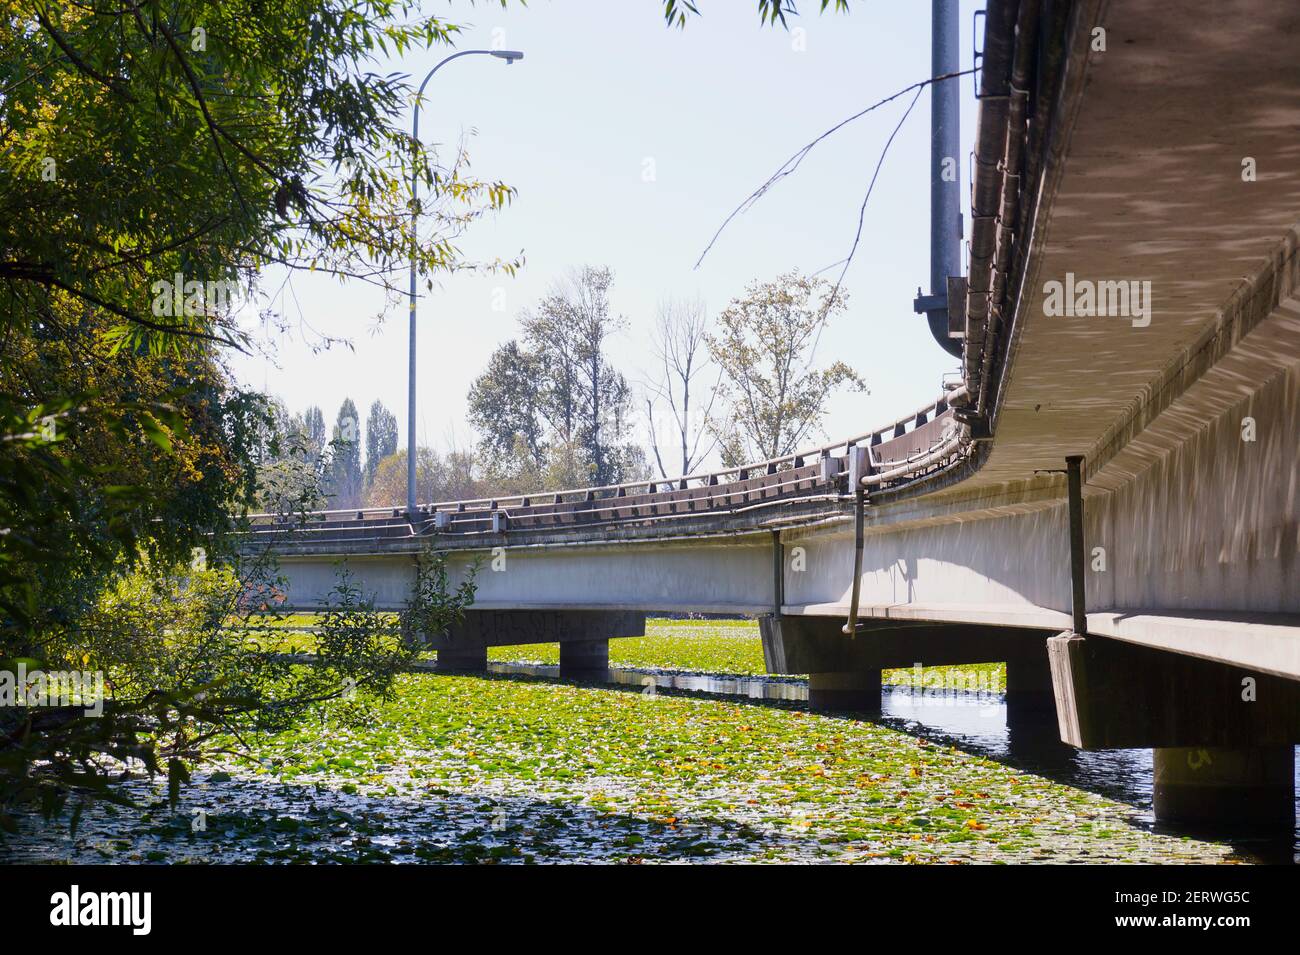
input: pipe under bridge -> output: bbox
[246,0,1300,832]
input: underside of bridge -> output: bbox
[250,0,1300,836]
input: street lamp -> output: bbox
[407,49,524,518]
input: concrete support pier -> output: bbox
[559,638,610,681]
[1005,651,1056,728]
[761,613,1058,717]
[421,610,642,677]
[420,608,643,681]
[808,670,882,714]
[1153,746,1296,832]
[435,645,488,673]
[1049,631,1300,832]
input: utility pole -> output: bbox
[406,49,523,517]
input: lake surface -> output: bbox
[490,660,1300,863]
[3,661,1293,864]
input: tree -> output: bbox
[474,266,643,488]
[520,268,617,480]
[467,341,549,479]
[479,434,547,496]
[303,406,327,464]
[708,271,866,464]
[364,400,399,489]
[399,548,479,649]
[439,436,485,502]
[0,3,517,357]
[254,399,327,515]
[366,448,437,508]
[645,297,721,479]
[365,443,486,508]
[521,297,582,450]
[556,267,635,485]
[327,399,364,509]
[0,0,510,829]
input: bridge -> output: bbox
[248,0,1300,833]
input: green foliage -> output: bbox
[252,398,331,515]
[313,567,414,701]
[81,556,412,735]
[0,2,518,351]
[0,1,519,833]
[468,340,549,473]
[303,407,327,458]
[213,647,1197,864]
[663,0,852,30]
[365,445,485,507]
[5,622,1225,863]
[0,374,269,829]
[0,1,517,635]
[0,378,266,643]
[398,549,478,648]
[255,433,331,517]
[0,551,412,830]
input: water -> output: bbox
[488,660,1300,863]
[879,686,1299,864]
[487,661,809,701]
[4,660,1293,864]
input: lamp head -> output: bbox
[491,50,524,64]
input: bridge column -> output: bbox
[808,670,882,714]
[1153,746,1295,832]
[1004,649,1056,728]
[1049,632,1300,833]
[435,645,487,673]
[559,639,609,681]
[760,614,883,714]
[423,610,642,681]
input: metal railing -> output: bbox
[249,392,968,538]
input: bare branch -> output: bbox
[694,68,976,270]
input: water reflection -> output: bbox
[487,661,808,701]
[880,685,1154,806]
[487,661,1300,864]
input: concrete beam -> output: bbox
[1048,632,1300,749]
[760,614,1054,673]
[423,609,645,650]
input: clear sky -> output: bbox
[230,0,981,466]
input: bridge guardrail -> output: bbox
[248,394,967,540]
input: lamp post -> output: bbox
[408,49,523,518]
